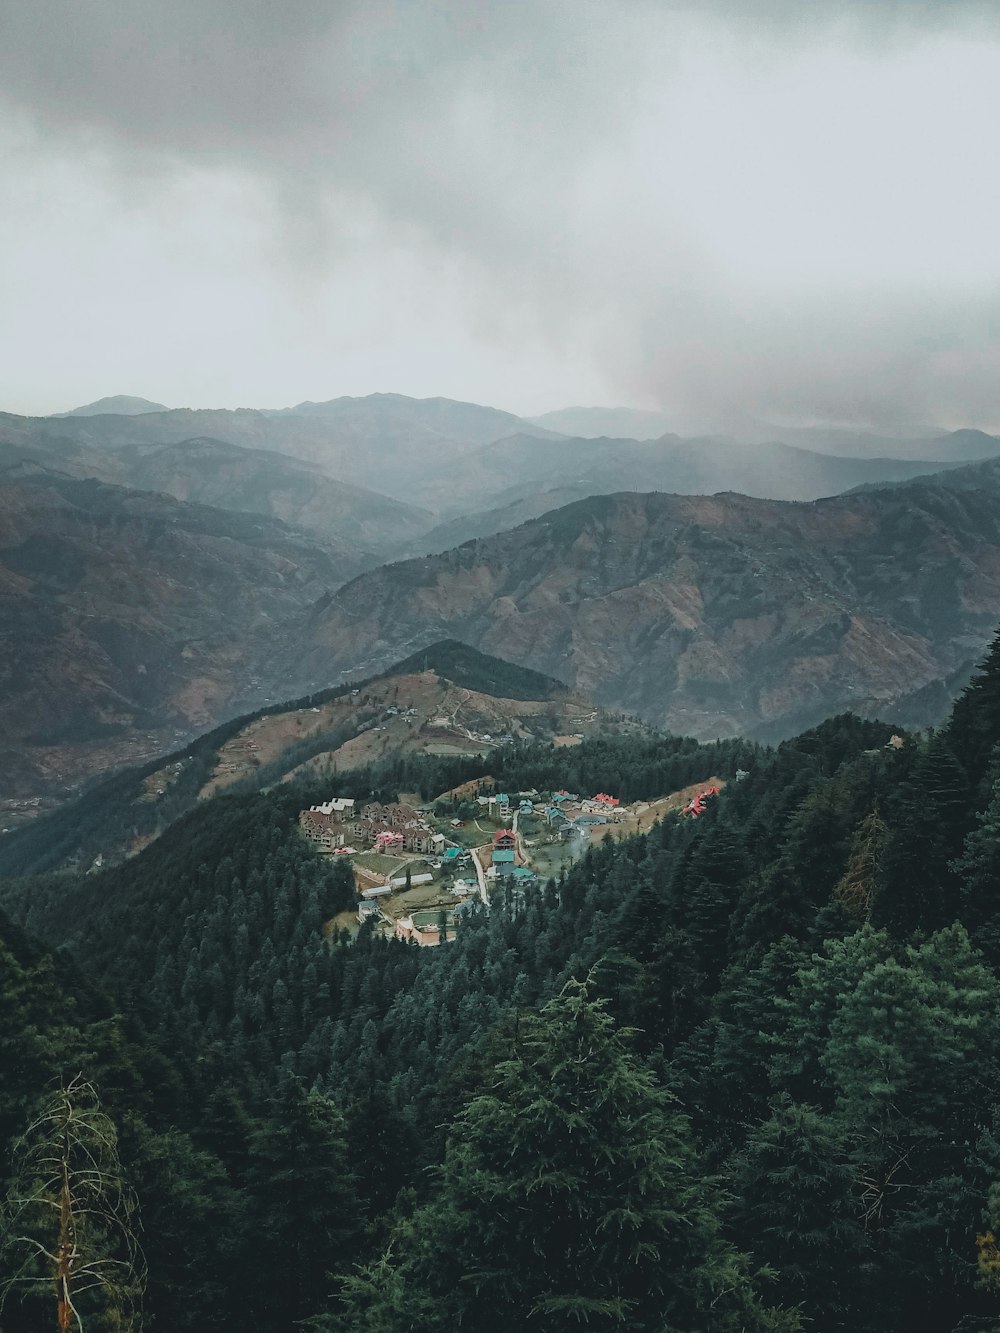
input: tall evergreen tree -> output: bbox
[949,629,1000,793]
[336,982,796,1332]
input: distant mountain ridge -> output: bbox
[288,461,1000,741]
[403,433,973,545]
[3,393,560,500]
[55,394,169,416]
[0,430,433,552]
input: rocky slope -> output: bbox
[290,463,1000,741]
[0,468,352,804]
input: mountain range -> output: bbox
[5,389,1000,812]
[289,460,1000,741]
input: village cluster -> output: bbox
[296,780,726,948]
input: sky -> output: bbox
[2,0,1000,431]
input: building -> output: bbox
[405,828,438,854]
[360,883,393,899]
[374,830,405,855]
[310,797,356,818]
[390,871,434,888]
[352,801,435,851]
[298,809,346,850]
[357,899,382,924]
[493,829,517,851]
[492,849,516,877]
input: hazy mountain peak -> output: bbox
[54,395,170,417]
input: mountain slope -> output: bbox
[291,469,1000,740]
[0,640,635,874]
[782,426,1000,462]
[408,434,973,552]
[0,468,353,803]
[0,393,560,501]
[0,432,433,550]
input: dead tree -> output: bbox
[0,1074,145,1331]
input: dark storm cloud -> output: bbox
[3,0,1000,428]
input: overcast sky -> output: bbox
[2,1,1000,430]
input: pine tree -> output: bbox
[729,1096,866,1329]
[948,628,1000,792]
[954,751,1000,961]
[242,1078,361,1330]
[834,808,887,921]
[336,981,795,1332]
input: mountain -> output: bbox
[0,467,355,806]
[406,433,970,545]
[779,425,1000,462]
[0,431,434,551]
[0,640,641,874]
[55,394,170,416]
[0,393,561,501]
[527,405,679,439]
[290,465,1000,741]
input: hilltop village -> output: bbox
[299,778,723,945]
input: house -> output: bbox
[492,849,516,876]
[682,787,720,819]
[298,809,345,850]
[357,900,382,924]
[310,797,356,818]
[545,806,571,830]
[442,847,466,866]
[591,793,620,808]
[431,832,447,851]
[374,830,405,855]
[493,829,517,851]
[519,799,534,815]
[496,793,510,810]
[352,801,434,850]
[450,878,478,897]
[510,865,537,886]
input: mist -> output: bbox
[2,0,1000,430]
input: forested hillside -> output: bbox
[3,635,1000,1328]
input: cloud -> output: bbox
[2,0,1000,427]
